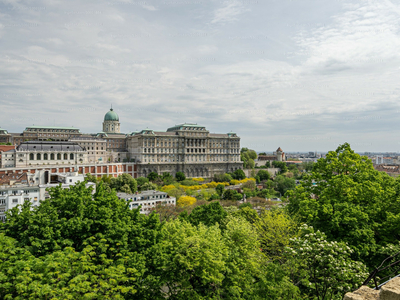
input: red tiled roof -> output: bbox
[0,172,28,186]
[0,145,16,152]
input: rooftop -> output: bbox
[25,126,80,131]
[16,141,84,152]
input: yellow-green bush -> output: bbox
[177,196,197,207]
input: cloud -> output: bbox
[210,0,249,24]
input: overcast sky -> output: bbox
[1,0,400,152]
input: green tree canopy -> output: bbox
[147,171,159,182]
[232,169,246,180]
[186,201,228,227]
[274,175,296,197]
[287,143,399,261]
[175,171,186,181]
[272,161,288,174]
[257,170,270,181]
[110,173,137,194]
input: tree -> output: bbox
[137,176,149,190]
[223,189,242,201]
[221,216,299,299]
[85,173,98,183]
[175,171,186,181]
[287,143,399,262]
[242,179,256,190]
[141,182,158,191]
[110,173,137,193]
[240,148,257,169]
[177,196,197,207]
[257,170,270,181]
[274,175,296,196]
[301,161,315,172]
[255,208,296,261]
[247,158,255,169]
[233,169,246,180]
[0,234,139,299]
[214,173,233,183]
[258,152,267,155]
[287,224,368,300]
[216,184,225,197]
[147,171,159,182]
[151,219,228,299]
[272,161,288,174]
[187,201,228,227]
[161,172,174,185]
[0,182,164,299]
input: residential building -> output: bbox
[0,171,95,221]
[117,190,176,214]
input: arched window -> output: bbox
[37,153,41,160]
[43,153,48,160]
[64,153,67,160]
[50,153,55,160]
[70,153,74,160]
[29,153,34,160]
[57,153,61,160]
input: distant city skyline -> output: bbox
[1,0,400,152]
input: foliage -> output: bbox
[161,172,174,185]
[216,184,225,197]
[301,161,315,172]
[191,177,205,182]
[147,171,159,182]
[272,161,288,174]
[223,189,243,201]
[136,176,149,190]
[247,158,255,169]
[232,169,246,180]
[0,234,139,299]
[214,173,233,183]
[180,179,198,186]
[255,208,297,261]
[241,148,257,169]
[140,182,158,191]
[1,182,160,257]
[287,143,399,261]
[85,173,98,183]
[287,224,368,300]
[186,201,228,227]
[274,175,296,196]
[177,196,197,207]
[175,171,186,181]
[242,179,256,190]
[110,173,138,194]
[257,169,270,181]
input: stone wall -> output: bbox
[344,277,400,300]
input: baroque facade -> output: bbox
[126,124,242,177]
[0,108,243,178]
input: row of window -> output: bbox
[29,153,75,160]
[27,128,78,133]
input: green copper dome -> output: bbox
[104,108,119,121]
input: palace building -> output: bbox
[0,108,243,178]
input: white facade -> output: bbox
[117,190,176,214]
[0,186,40,221]
[0,172,94,221]
[70,137,107,163]
[1,141,88,168]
